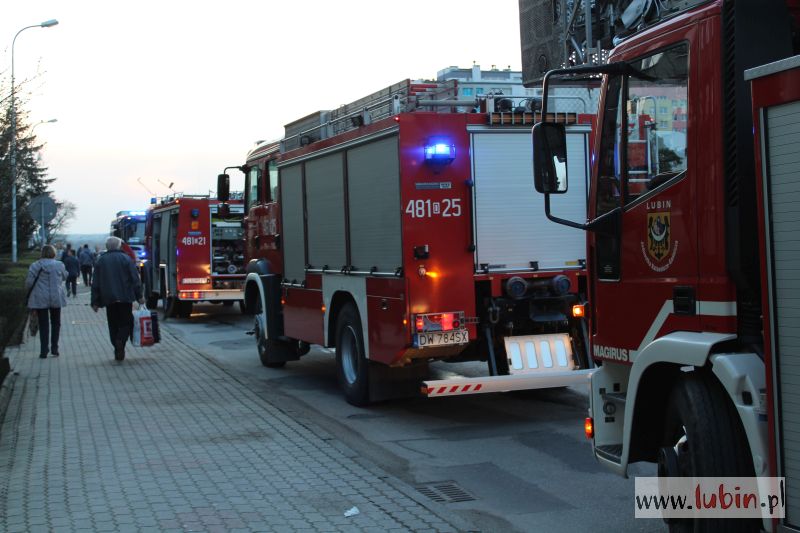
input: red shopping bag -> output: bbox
[132,306,155,347]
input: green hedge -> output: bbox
[0,254,37,358]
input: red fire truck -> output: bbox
[529,0,799,529]
[141,196,246,318]
[110,210,147,264]
[218,80,596,405]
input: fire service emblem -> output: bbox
[647,212,670,261]
[640,202,679,272]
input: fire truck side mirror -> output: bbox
[217,174,230,202]
[532,122,568,194]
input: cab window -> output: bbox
[594,43,689,214]
[625,44,688,201]
[267,160,278,202]
[246,165,261,211]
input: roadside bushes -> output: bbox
[0,255,35,385]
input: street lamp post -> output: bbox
[31,118,59,133]
[10,18,59,263]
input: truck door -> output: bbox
[167,211,179,296]
[151,214,162,292]
[245,160,282,273]
[590,43,699,361]
[245,164,263,261]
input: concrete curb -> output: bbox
[0,369,18,434]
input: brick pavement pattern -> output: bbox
[0,290,457,532]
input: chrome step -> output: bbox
[595,444,623,464]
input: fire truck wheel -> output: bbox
[164,296,180,318]
[146,294,159,309]
[335,303,369,406]
[222,301,234,307]
[257,338,288,368]
[661,373,757,533]
[179,302,193,318]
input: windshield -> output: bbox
[595,43,689,216]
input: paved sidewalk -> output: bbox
[0,291,458,532]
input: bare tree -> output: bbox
[45,199,76,242]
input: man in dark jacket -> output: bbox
[62,249,80,297]
[91,236,145,361]
[78,244,95,286]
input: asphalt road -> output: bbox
[161,303,662,533]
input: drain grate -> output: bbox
[416,481,475,503]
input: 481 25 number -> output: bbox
[405,198,461,219]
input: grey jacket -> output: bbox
[78,247,94,267]
[91,249,143,307]
[26,259,68,309]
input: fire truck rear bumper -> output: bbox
[422,368,596,397]
[178,289,244,301]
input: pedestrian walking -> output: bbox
[25,245,68,358]
[78,244,95,286]
[59,243,73,261]
[62,249,80,297]
[91,237,145,361]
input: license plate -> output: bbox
[416,329,469,347]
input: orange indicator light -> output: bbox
[321,305,326,313]
[572,304,585,318]
[426,271,439,279]
[584,417,594,439]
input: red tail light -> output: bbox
[584,417,594,439]
[414,312,465,332]
[440,313,454,331]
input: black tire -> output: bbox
[335,303,369,406]
[661,372,758,533]
[179,301,193,318]
[222,301,234,307]
[143,272,159,309]
[254,297,290,368]
[164,296,180,318]
[256,334,289,369]
[239,300,249,315]
[146,293,159,309]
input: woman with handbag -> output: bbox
[25,245,68,358]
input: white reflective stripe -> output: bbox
[423,369,596,397]
[696,300,737,316]
[555,342,568,367]
[508,343,523,370]
[635,300,738,356]
[540,342,553,368]
[525,342,538,368]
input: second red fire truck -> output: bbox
[141,196,247,318]
[219,80,597,405]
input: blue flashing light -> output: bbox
[424,142,456,163]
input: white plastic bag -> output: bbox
[132,305,155,347]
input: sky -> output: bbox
[3,1,523,234]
